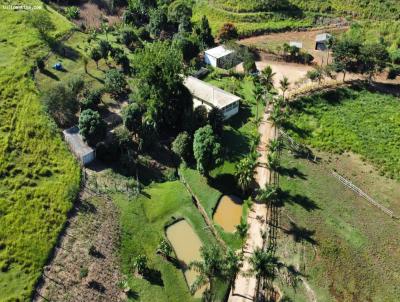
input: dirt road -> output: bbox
[228,106,275,302]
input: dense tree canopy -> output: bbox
[193,125,223,175]
[131,41,192,132]
[122,103,143,133]
[172,131,192,163]
[79,109,107,146]
[105,69,127,97]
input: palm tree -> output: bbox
[249,248,278,288]
[253,81,264,121]
[224,248,242,295]
[267,152,280,172]
[189,245,224,300]
[235,218,248,240]
[255,185,279,206]
[157,238,172,259]
[279,76,290,103]
[260,65,276,92]
[268,137,284,153]
[235,156,256,194]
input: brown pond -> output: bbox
[213,195,243,232]
[166,219,205,297]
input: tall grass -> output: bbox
[0,2,80,301]
[285,87,400,179]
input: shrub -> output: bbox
[79,109,107,146]
[105,69,127,97]
[65,6,80,20]
[172,131,192,163]
[122,103,143,133]
[217,23,238,42]
[81,88,103,110]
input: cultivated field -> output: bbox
[0,3,80,301]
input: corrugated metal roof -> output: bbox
[63,126,94,159]
[316,33,332,42]
[204,45,234,59]
[184,76,240,109]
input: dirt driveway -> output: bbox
[236,60,314,89]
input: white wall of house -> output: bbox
[204,54,217,67]
[221,101,239,120]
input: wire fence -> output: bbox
[331,171,394,218]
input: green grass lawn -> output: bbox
[285,87,400,180]
[0,2,80,301]
[275,149,400,301]
[192,1,314,37]
[113,181,228,301]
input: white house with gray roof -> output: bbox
[204,45,238,69]
[63,126,95,166]
[184,76,240,120]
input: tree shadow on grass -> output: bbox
[225,102,253,130]
[47,37,81,61]
[208,173,241,197]
[278,166,307,180]
[127,290,140,300]
[40,68,59,80]
[282,121,311,139]
[143,268,164,287]
[221,128,251,163]
[284,221,317,245]
[277,190,320,212]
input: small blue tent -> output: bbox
[53,62,63,70]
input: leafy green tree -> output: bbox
[360,43,389,80]
[120,28,141,49]
[157,238,172,258]
[243,54,257,75]
[132,254,148,275]
[42,84,79,127]
[122,103,143,133]
[79,109,107,146]
[105,69,127,97]
[195,16,214,49]
[208,107,224,136]
[174,35,200,63]
[172,131,192,163]
[81,88,103,110]
[99,40,112,61]
[332,37,362,81]
[235,155,256,193]
[178,15,192,33]
[217,23,238,42]
[27,10,55,38]
[306,68,323,85]
[253,81,264,121]
[90,47,102,68]
[167,0,192,24]
[193,105,208,130]
[189,245,224,299]
[148,7,168,38]
[193,125,223,175]
[65,6,80,20]
[131,41,192,131]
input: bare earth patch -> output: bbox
[34,191,123,302]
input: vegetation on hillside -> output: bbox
[285,87,400,179]
[0,4,80,301]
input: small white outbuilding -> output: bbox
[63,126,95,166]
[184,76,240,120]
[204,45,237,69]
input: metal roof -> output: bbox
[184,76,240,109]
[204,45,234,59]
[289,41,303,48]
[316,33,332,42]
[63,126,94,158]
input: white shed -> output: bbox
[315,33,332,51]
[204,45,237,69]
[63,126,95,166]
[289,41,303,49]
[184,76,240,120]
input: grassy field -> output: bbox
[0,2,81,301]
[285,87,400,180]
[275,148,400,301]
[192,1,314,37]
[113,181,228,301]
